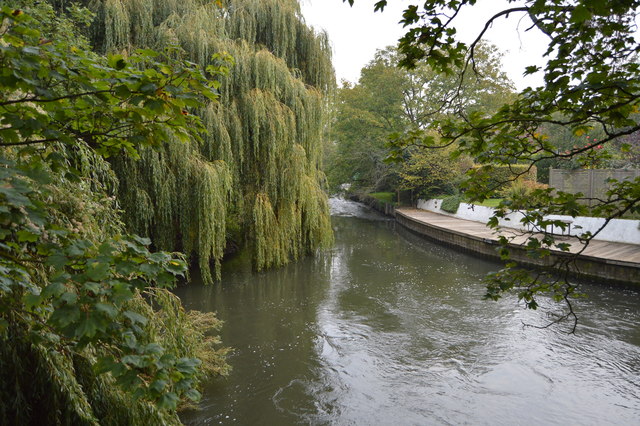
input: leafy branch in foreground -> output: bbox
[349,0,640,330]
[1,6,229,423]
[0,7,223,157]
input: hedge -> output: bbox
[441,195,462,213]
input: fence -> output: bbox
[549,168,640,205]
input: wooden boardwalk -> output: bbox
[395,208,640,284]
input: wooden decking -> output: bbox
[395,208,640,284]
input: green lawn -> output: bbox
[473,198,503,208]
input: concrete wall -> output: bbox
[396,211,640,285]
[417,199,640,245]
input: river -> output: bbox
[177,198,640,425]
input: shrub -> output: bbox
[369,192,396,204]
[503,180,549,199]
[469,164,538,195]
[399,148,460,198]
[441,194,462,213]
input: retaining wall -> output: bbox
[396,210,640,285]
[417,199,640,245]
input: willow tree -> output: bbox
[75,0,334,283]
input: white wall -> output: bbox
[417,199,640,245]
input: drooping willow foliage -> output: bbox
[0,143,228,426]
[78,0,335,282]
[1,282,228,425]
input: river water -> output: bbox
[177,198,640,425]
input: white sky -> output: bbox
[300,0,549,90]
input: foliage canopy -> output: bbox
[0,4,228,423]
[326,44,513,194]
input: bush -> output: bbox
[503,180,549,199]
[441,194,462,213]
[399,148,460,198]
[369,192,396,204]
[469,164,537,195]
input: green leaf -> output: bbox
[114,85,130,98]
[150,379,168,393]
[95,356,120,375]
[60,292,78,305]
[86,261,110,281]
[75,316,99,338]
[132,235,151,246]
[156,392,179,410]
[175,357,201,374]
[571,5,591,24]
[46,253,68,269]
[123,310,148,325]
[122,354,145,368]
[111,281,134,304]
[16,229,38,242]
[144,343,164,355]
[42,281,66,299]
[144,99,165,113]
[139,82,157,94]
[184,388,201,402]
[108,54,127,70]
[23,291,42,309]
[84,281,102,294]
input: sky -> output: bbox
[300,0,549,90]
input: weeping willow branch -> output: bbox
[83,0,335,282]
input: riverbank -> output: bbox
[347,193,396,216]
[395,208,640,286]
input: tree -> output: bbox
[347,0,640,330]
[326,44,513,193]
[396,41,515,128]
[326,52,407,191]
[397,144,462,199]
[1,5,228,423]
[78,0,335,277]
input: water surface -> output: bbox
[177,198,640,425]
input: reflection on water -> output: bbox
[177,198,640,425]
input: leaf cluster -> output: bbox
[0,6,224,158]
[0,6,228,420]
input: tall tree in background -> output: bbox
[392,42,514,198]
[398,42,515,128]
[326,49,406,191]
[326,43,513,194]
[349,0,640,329]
